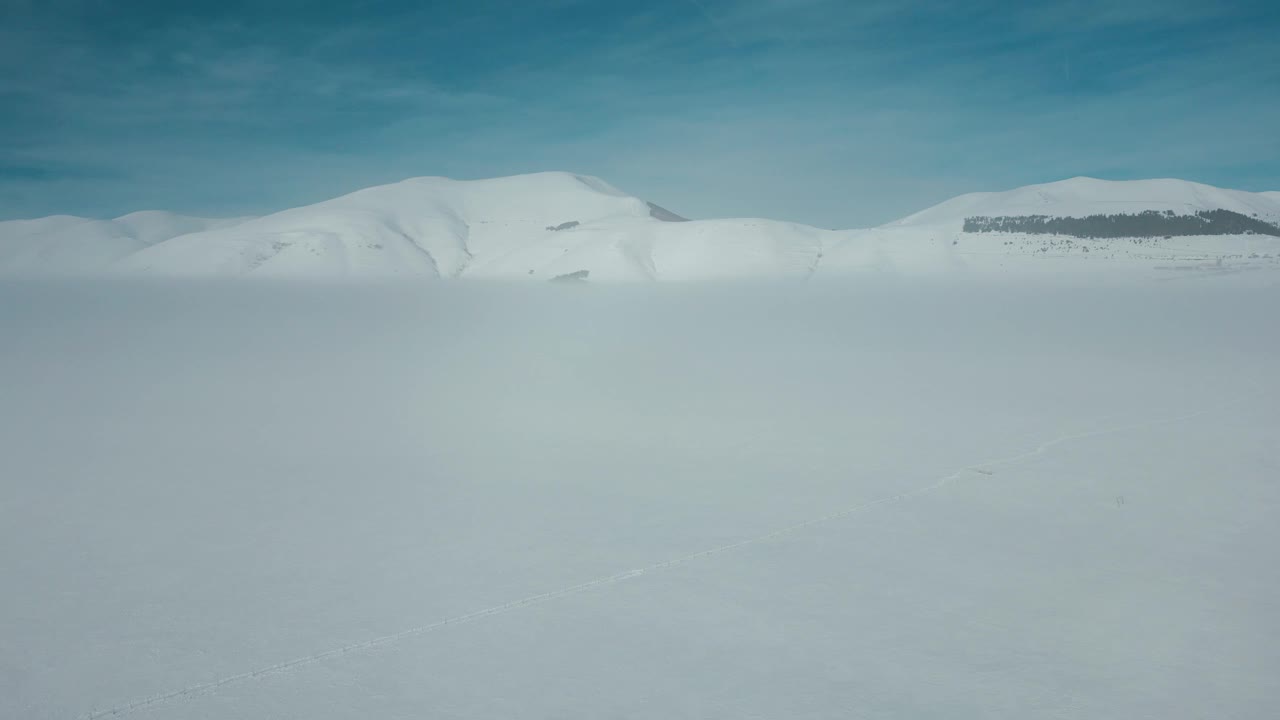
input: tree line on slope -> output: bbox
[963,209,1280,238]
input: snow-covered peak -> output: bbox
[886,177,1280,228]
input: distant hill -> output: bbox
[887,177,1280,231]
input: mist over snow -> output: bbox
[2,276,1277,720]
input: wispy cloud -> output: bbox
[1,0,1276,224]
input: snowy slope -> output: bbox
[0,212,250,274]
[463,216,826,282]
[887,177,1280,229]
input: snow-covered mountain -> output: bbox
[90,170,819,280]
[117,173,649,278]
[0,211,251,274]
[855,177,1280,276]
[887,177,1280,229]
[108,172,828,281]
[3,173,1278,280]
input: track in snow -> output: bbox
[77,404,1221,720]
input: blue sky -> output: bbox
[2,0,1277,227]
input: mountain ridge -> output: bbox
[3,173,1279,279]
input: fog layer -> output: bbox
[2,277,1276,719]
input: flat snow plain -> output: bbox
[2,275,1277,719]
